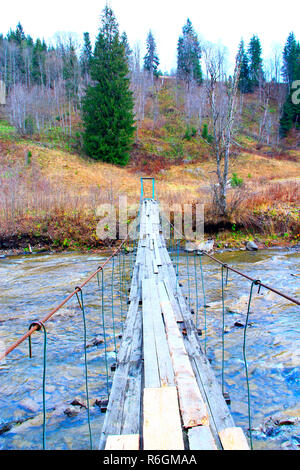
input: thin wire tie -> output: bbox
[199,251,207,354]
[28,320,47,450]
[221,265,228,395]
[75,286,93,450]
[96,267,110,397]
[243,279,261,451]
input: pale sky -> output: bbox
[1,0,300,73]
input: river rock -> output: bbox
[19,398,40,413]
[246,241,258,251]
[197,239,214,253]
[234,321,244,328]
[71,397,87,408]
[64,406,80,417]
[184,241,197,252]
[86,337,104,348]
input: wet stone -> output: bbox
[246,241,258,251]
[70,398,87,409]
[63,406,80,417]
[95,398,108,413]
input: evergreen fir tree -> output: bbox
[81,6,135,165]
[32,38,46,85]
[63,38,80,104]
[248,35,264,90]
[279,87,300,137]
[177,19,202,85]
[14,22,26,45]
[121,31,132,65]
[282,32,300,86]
[143,31,159,78]
[237,39,251,93]
[80,32,92,79]
[279,33,300,137]
[6,23,27,83]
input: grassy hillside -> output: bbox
[0,82,299,253]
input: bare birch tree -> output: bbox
[202,43,242,216]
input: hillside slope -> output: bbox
[0,84,299,253]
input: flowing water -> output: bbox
[0,247,299,450]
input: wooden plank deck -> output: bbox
[99,199,249,451]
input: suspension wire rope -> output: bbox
[122,246,128,321]
[118,250,124,330]
[243,279,260,450]
[221,264,228,396]
[186,249,191,311]
[199,252,207,354]
[28,320,47,450]
[75,287,93,450]
[111,254,117,360]
[193,251,199,327]
[96,268,109,397]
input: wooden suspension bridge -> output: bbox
[99,197,249,451]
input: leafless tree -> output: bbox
[202,43,242,216]
[130,42,151,139]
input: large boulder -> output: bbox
[197,239,214,253]
[246,241,258,251]
[184,241,197,252]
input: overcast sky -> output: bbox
[1,0,299,73]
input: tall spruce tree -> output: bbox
[32,38,46,85]
[63,38,80,105]
[121,31,132,65]
[279,86,300,138]
[248,35,264,90]
[177,19,202,85]
[143,31,160,78]
[80,32,92,79]
[237,39,251,93]
[279,33,300,137]
[81,6,135,165]
[282,32,300,86]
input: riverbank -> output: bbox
[1,116,299,258]
[1,235,299,259]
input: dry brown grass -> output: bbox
[0,137,299,247]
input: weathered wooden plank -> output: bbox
[121,344,143,435]
[163,277,183,323]
[142,279,160,388]
[105,434,140,450]
[146,200,150,217]
[143,387,184,450]
[157,281,209,428]
[152,254,159,274]
[129,263,140,301]
[188,426,217,450]
[99,289,142,449]
[219,427,250,450]
[146,278,175,386]
[172,276,236,440]
[153,235,162,266]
